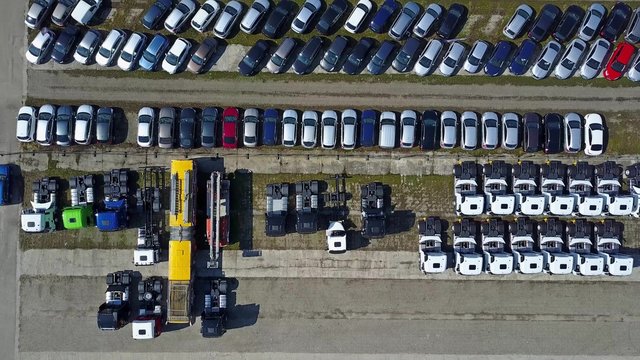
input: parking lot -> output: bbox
[6,0,640,359]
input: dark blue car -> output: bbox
[142,0,173,30]
[262,108,279,146]
[370,0,399,34]
[139,34,169,71]
[360,109,377,147]
[0,164,10,206]
[484,40,514,76]
[509,39,538,75]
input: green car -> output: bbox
[62,205,94,230]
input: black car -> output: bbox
[392,36,424,72]
[316,0,349,35]
[528,4,562,42]
[543,113,563,154]
[238,40,271,76]
[179,108,196,149]
[201,107,218,148]
[553,5,585,43]
[343,37,375,75]
[437,3,467,39]
[293,36,324,74]
[600,2,632,42]
[420,110,439,150]
[51,26,79,63]
[320,36,350,72]
[367,40,397,75]
[263,0,292,38]
[142,0,173,30]
[523,112,541,153]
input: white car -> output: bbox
[460,111,478,151]
[74,105,94,145]
[399,110,417,148]
[439,41,465,76]
[292,0,322,34]
[240,0,270,34]
[580,38,611,79]
[191,0,221,32]
[341,109,357,150]
[414,38,444,76]
[25,0,55,29]
[162,38,192,74]
[625,51,640,82]
[301,110,318,149]
[413,3,443,38]
[464,40,490,74]
[344,0,373,34]
[71,0,103,25]
[165,0,197,33]
[578,3,607,42]
[16,106,37,143]
[501,112,519,150]
[282,109,298,147]
[36,104,56,146]
[242,108,260,147]
[117,32,146,71]
[440,111,457,149]
[74,30,101,64]
[213,1,243,38]
[137,107,156,147]
[531,40,561,80]
[95,29,127,67]
[481,112,499,150]
[321,110,338,149]
[502,4,534,39]
[584,113,604,156]
[554,38,588,80]
[379,111,397,149]
[26,27,55,65]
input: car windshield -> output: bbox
[143,49,157,63]
[166,52,179,65]
[419,56,433,68]
[324,51,338,64]
[583,26,594,37]
[585,58,600,69]
[192,54,205,65]
[54,41,67,53]
[561,58,574,69]
[324,118,336,126]
[121,51,133,62]
[177,3,190,13]
[98,46,112,58]
[485,119,497,127]
[488,54,503,67]
[203,3,216,13]
[363,117,375,124]
[444,55,457,67]
[224,115,236,123]
[590,124,603,131]
[39,113,52,121]
[348,53,362,65]
[516,9,529,19]
[139,115,152,124]
[271,54,284,66]
[97,114,110,124]
[139,135,150,143]
[28,44,41,57]
[343,116,355,125]
[402,117,414,126]
[403,8,416,18]
[224,136,235,144]
[505,119,517,128]
[298,54,312,66]
[611,61,625,72]
[467,54,480,66]
[464,119,476,127]
[76,45,90,57]
[18,114,32,122]
[569,121,580,129]
[396,51,410,65]
[370,55,384,66]
[242,55,257,67]
[443,118,455,126]
[226,6,238,16]
[254,2,266,12]
[294,19,305,29]
[303,118,315,126]
[381,118,394,125]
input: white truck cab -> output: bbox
[537,218,573,275]
[481,218,513,275]
[418,217,446,274]
[567,161,604,216]
[453,219,482,276]
[21,178,59,233]
[595,220,633,276]
[508,218,543,274]
[326,221,347,253]
[454,161,485,216]
[567,220,604,276]
[483,161,515,215]
[540,161,575,216]
[625,163,640,217]
[512,161,545,216]
[595,161,634,216]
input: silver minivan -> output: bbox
[379,111,397,149]
[268,38,297,73]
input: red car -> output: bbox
[603,42,636,81]
[222,107,239,149]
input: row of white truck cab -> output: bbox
[418,217,634,277]
[454,160,640,217]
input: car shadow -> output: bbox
[7,164,24,205]
[112,107,129,145]
[92,0,114,26]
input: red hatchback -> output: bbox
[603,42,636,81]
[222,107,239,149]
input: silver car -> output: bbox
[400,110,417,148]
[481,112,499,150]
[438,41,465,76]
[501,112,519,150]
[55,106,74,146]
[74,29,101,65]
[158,107,176,149]
[440,111,457,149]
[460,111,478,151]
[627,51,640,82]
[267,37,297,73]
[578,3,607,42]
[388,2,421,41]
[626,7,640,44]
[282,109,298,147]
[414,39,444,76]
[580,38,611,79]
[413,3,443,38]
[240,0,270,33]
[503,4,534,39]
[379,111,397,149]
[213,0,243,39]
[554,38,588,80]
[563,112,582,153]
[243,108,260,147]
[301,110,318,149]
[36,104,56,146]
[531,40,561,79]
[341,109,357,150]
[321,110,338,149]
[292,0,321,34]
[463,40,491,73]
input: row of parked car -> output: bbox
[503,3,640,45]
[25,0,102,29]
[139,0,469,40]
